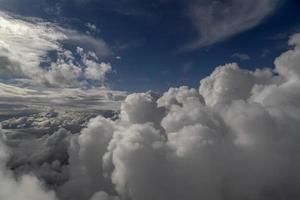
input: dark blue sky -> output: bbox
[1,0,300,92]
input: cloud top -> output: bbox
[42,32,300,200]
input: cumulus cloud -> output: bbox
[120,92,164,126]
[76,47,112,82]
[180,0,279,52]
[52,32,300,200]
[2,30,300,200]
[60,116,116,200]
[85,62,112,81]
[0,11,112,87]
[199,63,274,106]
[0,130,58,200]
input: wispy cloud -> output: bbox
[261,49,271,57]
[231,53,251,61]
[180,0,279,52]
[182,62,193,73]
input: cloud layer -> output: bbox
[1,32,300,200]
[0,82,127,112]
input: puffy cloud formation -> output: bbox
[120,92,164,126]
[2,32,300,200]
[0,11,112,87]
[199,63,274,106]
[77,47,112,82]
[60,116,116,200]
[181,0,278,51]
[0,130,58,200]
[56,32,300,200]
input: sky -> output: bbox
[0,0,300,93]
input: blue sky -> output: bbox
[0,0,300,92]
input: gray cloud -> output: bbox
[0,130,58,200]
[231,53,251,61]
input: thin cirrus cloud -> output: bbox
[0,11,112,88]
[231,53,251,61]
[179,0,279,52]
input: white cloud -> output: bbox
[85,62,112,81]
[120,92,164,127]
[77,47,113,82]
[0,11,65,78]
[199,63,273,106]
[180,0,279,52]
[250,33,300,107]
[60,116,116,200]
[86,23,97,32]
[157,86,204,108]
[65,30,111,57]
[2,16,300,200]
[62,32,300,200]
[0,11,112,87]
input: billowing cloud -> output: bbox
[0,130,58,200]
[76,47,112,82]
[56,32,300,200]
[2,31,300,200]
[199,63,273,106]
[60,116,116,200]
[180,0,279,51]
[0,11,112,87]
